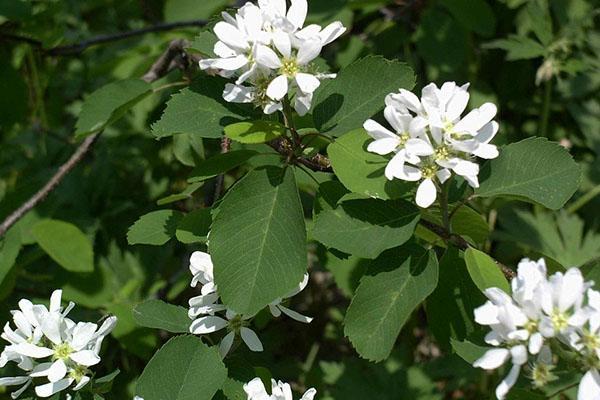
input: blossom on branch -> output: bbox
[244,377,317,400]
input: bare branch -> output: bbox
[0,19,206,56]
[142,39,199,83]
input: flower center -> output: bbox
[525,320,538,334]
[434,145,450,161]
[53,342,73,360]
[280,58,299,77]
[227,315,247,333]
[531,362,556,388]
[582,330,600,351]
[397,133,410,147]
[69,365,89,382]
[550,309,569,332]
[421,164,438,180]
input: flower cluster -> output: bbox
[473,258,600,399]
[244,377,316,400]
[187,251,312,357]
[199,0,346,115]
[0,290,117,398]
[364,82,499,208]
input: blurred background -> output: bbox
[0,0,599,398]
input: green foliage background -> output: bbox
[0,0,599,398]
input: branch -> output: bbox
[268,137,333,173]
[420,220,516,280]
[0,19,206,56]
[0,39,195,238]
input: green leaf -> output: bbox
[164,0,229,22]
[210,167,307,315]
[421,206,490,247]
[440,0,496,36]
[344,244,439,361]
[176,208,212,244]
[31,220,94,273]
[483,36,546,61]
[464,248,511,293]
[313,56,415,137]
[188,150,259,183]
[133,299,191,333]
[224,121,285,144]
[312,198,420,259]
[0,228,21,287]
[475,137,581,210]
[156,182,204,206]
[189,31,219,57]
[152,77,256,139]
[136,335,227,400]
[127,210,184,246]
[451,338,490,364]
[327,129,412,199]
[427,247,484,350]
[325,252,368,297]
[92,369,120,394]
[75,79,152,137]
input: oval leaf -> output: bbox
[464,247,511,293]
[136,335,227,400]
[328,129,412,200]
[127,210,184,246]
[188,150,259,183]
[210,167,307,315]
[312,198,420,259]
[75,79,152,137]
[313,56,416,137]
[344,244,439,361]
[133,299,191,333]
[31,219,94,272]
[475,137,581,210]
[225,120,285,144]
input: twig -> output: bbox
[0,20,207,56]
[142,39,198,83]
[0,134,99,237]
[213,137,232,204]
[268,137,332,173]
[0,39,195,238]
[420,220,516,280]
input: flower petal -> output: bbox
[578,369,600,400]
[48,359,67,383]
[214,22,249,51]
[189,316,228,335]
[287,0,308,29]
[296,39,322,65]
[255,45,282,69]
[473,348,510,370]
[295,73,320,94]
[35,378,74,398]
[70,350,100,367]
[240,327,263,352]
[495,364,520,400]
[278,305,313,323]
[266,75,289,101]
[415,178,437,208]
[219,331,235,358]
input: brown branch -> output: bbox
[0,39,195,238]
[213,137,232,204]
[0,19,206,56]
[268,137,333,173]
[420,220,516,280]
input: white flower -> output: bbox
[244,377,317,400]
[0,375,32,399]
[268,274,313,323]
[190,309,263,357]
[474,344,527,400]
[367,81,500,208]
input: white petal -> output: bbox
[255,45,282,69]
[475,121,499,144]
[473,143,499,159]
[384,151,408,180]
[30,362,53,377]
[319,21,346,45]
[558,268,584,311]
[12,343,54,359]
[473,348,510,370]
[383,106,407,133]
[287,0,308,29]
[272,31,292,58]
[70,350,100,366]
[48,359,67,383]
[35,378,73,398]
[71,322,97,351]
[0,376,30,386]
[301,388,317,400]
[510,345,528,365]
[395,164,422,182]
[223,84,254,103]
[578,370,600,400]
[452,159,479,177]
[212,55,249,71]
[295,73,320,94]
[368,138,399,156]
[73,376,90,391]
[446,89,470,121]
[214,22,249,51]
[219,332,235,358]
[416,178,437,208]
[405,138,434,156]
[264,101,283,115]
[495,365,520,400]
[266,75,289,101]
[436,168,451,184]
[278,305,313,323]
[454,103,497,133]
[529,332,543,354]
[189,316,228,335]
[240,327,263,352]
[213,41,236,58]
[398,89,422,113]
[296,39,322,65]
[40,314,62,345]
[243,377,269,399]
[49,290,62,313]
[294,92,312,116]
[363,119,397,140]
[474,302,499,325]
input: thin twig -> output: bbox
[0,39,195,238]
[0,20,207,56]
[268,137,332,172]
[420,220,516,280]
[213,137,232,203]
